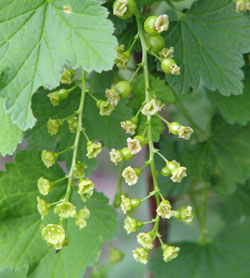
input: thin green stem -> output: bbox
[129,66,141,83]
[65,71,87,202]
[57,146,74,156]
[157,114,170,125]
[149,50,161,61]
[87,91,98,102]
[156,151,169,164]
[141,191,155,202]
[54,176,68,184]
[68,80,81,93]
[82,129,90,142]
[112,161,125,207]
[127,34,139,52]
[62,113,76,122]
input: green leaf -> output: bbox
[0,98,22,156]
[0,0,117,130]
[0,151,118,277]
[165,0,250,95]
[150,219,250,278]
[207,64,250,125]
[0,267,28,278]
[185,115,250,194]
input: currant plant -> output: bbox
[1,0,250,277]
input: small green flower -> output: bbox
[122,166,140,186]
[141,99,164,116]
[120,195,141,214]
[48,91,60,106]
[105,88,120,106]
[54,202,76,218]
[137,232,154,250]
[73,161,87,179]
[41,224,65,246]
[78,179,95,198]
[113,0,128,17]
[120,120,137,135]
[162,244,180,262]
[170,166,187,183]
[236,0,249,12]
[156,200,173,219]
[47,119,63,135]
[127,138,142,155]
[38,176,54,195]
[110,246,124,264]
[159,47,174,59]
[86,141,103,159]
[132,248,149,265]
[68,116,78,133]
[124,216,143,234]
[60,69,75,84]
[41,150,58,168]
[75,206,90,229]
[178,126,194,140]
[155,14,169,33]
[97,100,115,116]
[115,45,130,70]
[110,149,123,165]
[174,206,193,224]
[37,196,50,219]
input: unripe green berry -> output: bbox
[115,81,131,98]
[113,0,136,19]
[161,58,177,74]
[134,135,147,147]
[131,198,141,208]
[57,88,69,100]
[96,99,104,109]
[161,166,171,177]
[131,116,138,124]
[169,121,181,135]
[146,35,165,54]
[121,147,133,160]
[167,160,180,172]
[134,168,141,177]
[144,16,158,35]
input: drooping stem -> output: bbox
[65,70,87,202]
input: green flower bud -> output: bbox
[170,166,187,183]
[162,244,180,262]
[160,166,171,177]
[121,147,133,160]
[57,88,69,100]
[137,232,154,250]
[127,137,142,155]
[115,81,131,99]
[110,246,124,264]
[41,224,65,246]
[105,88,120,106]
[132,248,149,265]
[73,161,87,179]
[97,100,115,116]
[54,202,76,218]
[168,121,181,135]
[166,160,180,172]
[120,120,137,135]
[37,196,50,219]
[48,89,69,106]
[174,206,193,224]
[159,47,174,59]
[38,176,54,195]
[156,200,173,219]
[78,179,95,198]
[60,69,75,85]
[47,119,63,135]
[120,194,141,214]
[134,135,147,147]
[110,149,123,165]
[67,116,78,133]
[141,99,165,116]
[122,166,140,186]
[75,206,90,229]
[124,216,143,234]
[41,150,58,168]
[115,45,130,70]
[86,141,103,159]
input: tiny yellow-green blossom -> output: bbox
[86,141,103,159]
[132,248,149,265]
[41,224,65,246]
[120,120,137,135]
[37,197,50,219]
[141,99,164,116]
[124,216,143,234]
[48,91,60,106]
[178,126,194,140]
[113,0,128,17]
[105,88,120,106]
[120,195,132,214]
[78,179,95,198]
[122,166,140,186]
[155,14,169,33]
[236,0,249,12]
[127,138,142,155]
[110,149,123,165]
[115,45,130,70]
[68,116,78,133]
[99,100,115,116]
[38,176,53,196]
[54,202,76,218]
[170,64,180,75]
[74,161,87,179]
[61,69,74,84]
[156,200,173,219]
[47,119,63,135]
[110,246,125,264]
[159,47,174,59]
[137,232,154,249]
[41,150,58,168]
[162,244,180,262]
[75,206,90,229]
[170,166,187,183]
[174,206,193,224]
